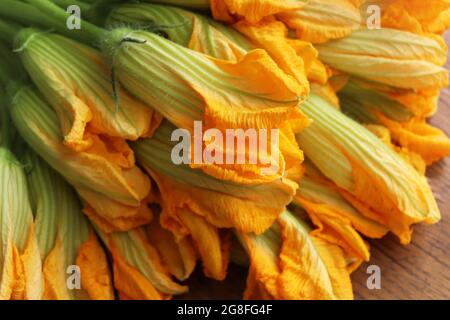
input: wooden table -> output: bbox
[180,32,450,300]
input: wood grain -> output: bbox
[179,31,450,301]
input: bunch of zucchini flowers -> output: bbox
[0,0,449,300]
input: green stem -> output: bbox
[0,1,55,29]
[52,0,120,26]
[0,41,20,85]
[0,42,27,150]
[0,19,19,44]
[0,87,12,149]
[26,0,106,43]
[0,46,12,149]
[145,0,210,9]
[52,0,91,12]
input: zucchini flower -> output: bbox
[22,148,114,300]
[296,94,440,244]
[101,27,305,130]
[235,210,353,300]
[292,161,388,270]
[21,0,309,184]
[10,86,152,232]
[145,0,361,43]
[363,0,450,35]
[14,28,161,152]
[101,27,308,184]
[94,226,188,300]
[340,78,450,164]
[0,91,43,299]
[316,28,449,90]
[276,0,362,44]
[132,121,296,276]
[106,3,310,177]
[0,147,43,300]
[107,3,326,86]
[106,3,255,61]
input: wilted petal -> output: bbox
[132,121,298,235]
[95,226,188,300]
[365,0,450,34]
[277,0,362,44]
[236,210,353,300]
[146,215,197,281]
[210,0,304,23]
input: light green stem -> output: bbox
[0,19,18,44]
[23,0,106,44]
[52,0,91,12]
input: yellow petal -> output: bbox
[75,232,115,300]
[295,197,370,262]
[175,208,229,280]
[41,238,72,300]
[152,167,294,233]
[233,18,310,90]
[133,121,298,235]
[146,216,197,281]
[237,210,353,300]
[377,114,450,165]
[311,83,340,108]
[368,0,450,34]
[277,0,362,44]
[96,227,187,300]
[210,0,304,23]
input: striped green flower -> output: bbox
[316,28,448,90]
[10,86,152,232]
[296,94,440,244]
[14,28,159,151]
[21,147,114,300]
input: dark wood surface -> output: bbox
[179,32,450,300]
